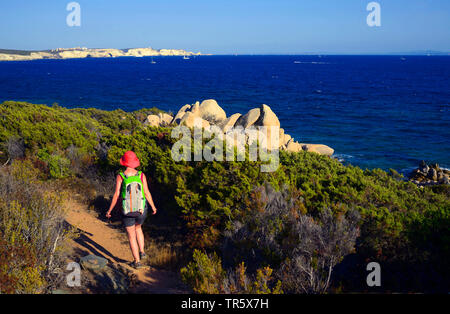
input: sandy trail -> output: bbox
[65,198,187,294]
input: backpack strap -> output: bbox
[119,172,126,180]
[140,171,143,182]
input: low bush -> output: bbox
[0,159,73,293]
[221,183,360,294]
[180,250,282,294]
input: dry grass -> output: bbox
[144,237,188,271]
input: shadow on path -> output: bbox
[72,230,129,264]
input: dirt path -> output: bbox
[65,197,187,294]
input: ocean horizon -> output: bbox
[1,55,448,173]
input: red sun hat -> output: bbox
[120,151,140,168]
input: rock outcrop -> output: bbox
[158,113,173,126]
[235,108,261,128]
[173,104,192,124]
[409,161,450,186]
[286,140,303,153]
[144,99,335,156]
[218,113,242,132]
[168,99,226,127]
[144,115,161,127]
[252,105,281,150]
[302,144,335,156]
[254,104,280,128]
[180,112,210,129]
[198,99,227,123]
[143,112,175,127]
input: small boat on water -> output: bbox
[151,57,156,64]
[183,55,190,60]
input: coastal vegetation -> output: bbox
[0,101,448,293]
[0,159,72,293]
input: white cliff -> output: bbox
[0,47,206,61]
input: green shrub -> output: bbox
[180,250,225,294]
[181,250,282,294]
[0,101,100,155]
[37,149,72,179]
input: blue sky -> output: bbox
[0,0,449,54]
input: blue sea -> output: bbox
[0,55,449,173]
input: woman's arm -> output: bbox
[106,174,123,218]
[142,173,157,215]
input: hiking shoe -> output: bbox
[139,252,147,261]
[131,261,143,269]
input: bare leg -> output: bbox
[135,223,145,254]
[126,225,140,262]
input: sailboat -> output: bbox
[151,57,156,64]
[183,55,190,60]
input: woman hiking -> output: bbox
[106,151,157,269]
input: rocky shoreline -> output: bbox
[143,99,335,156]
[409,161,450,186]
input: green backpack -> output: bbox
[120,171,146,215]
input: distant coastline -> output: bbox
[1,48,448,61]
[0,47,210,61]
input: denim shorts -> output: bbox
[122,208,147,227]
